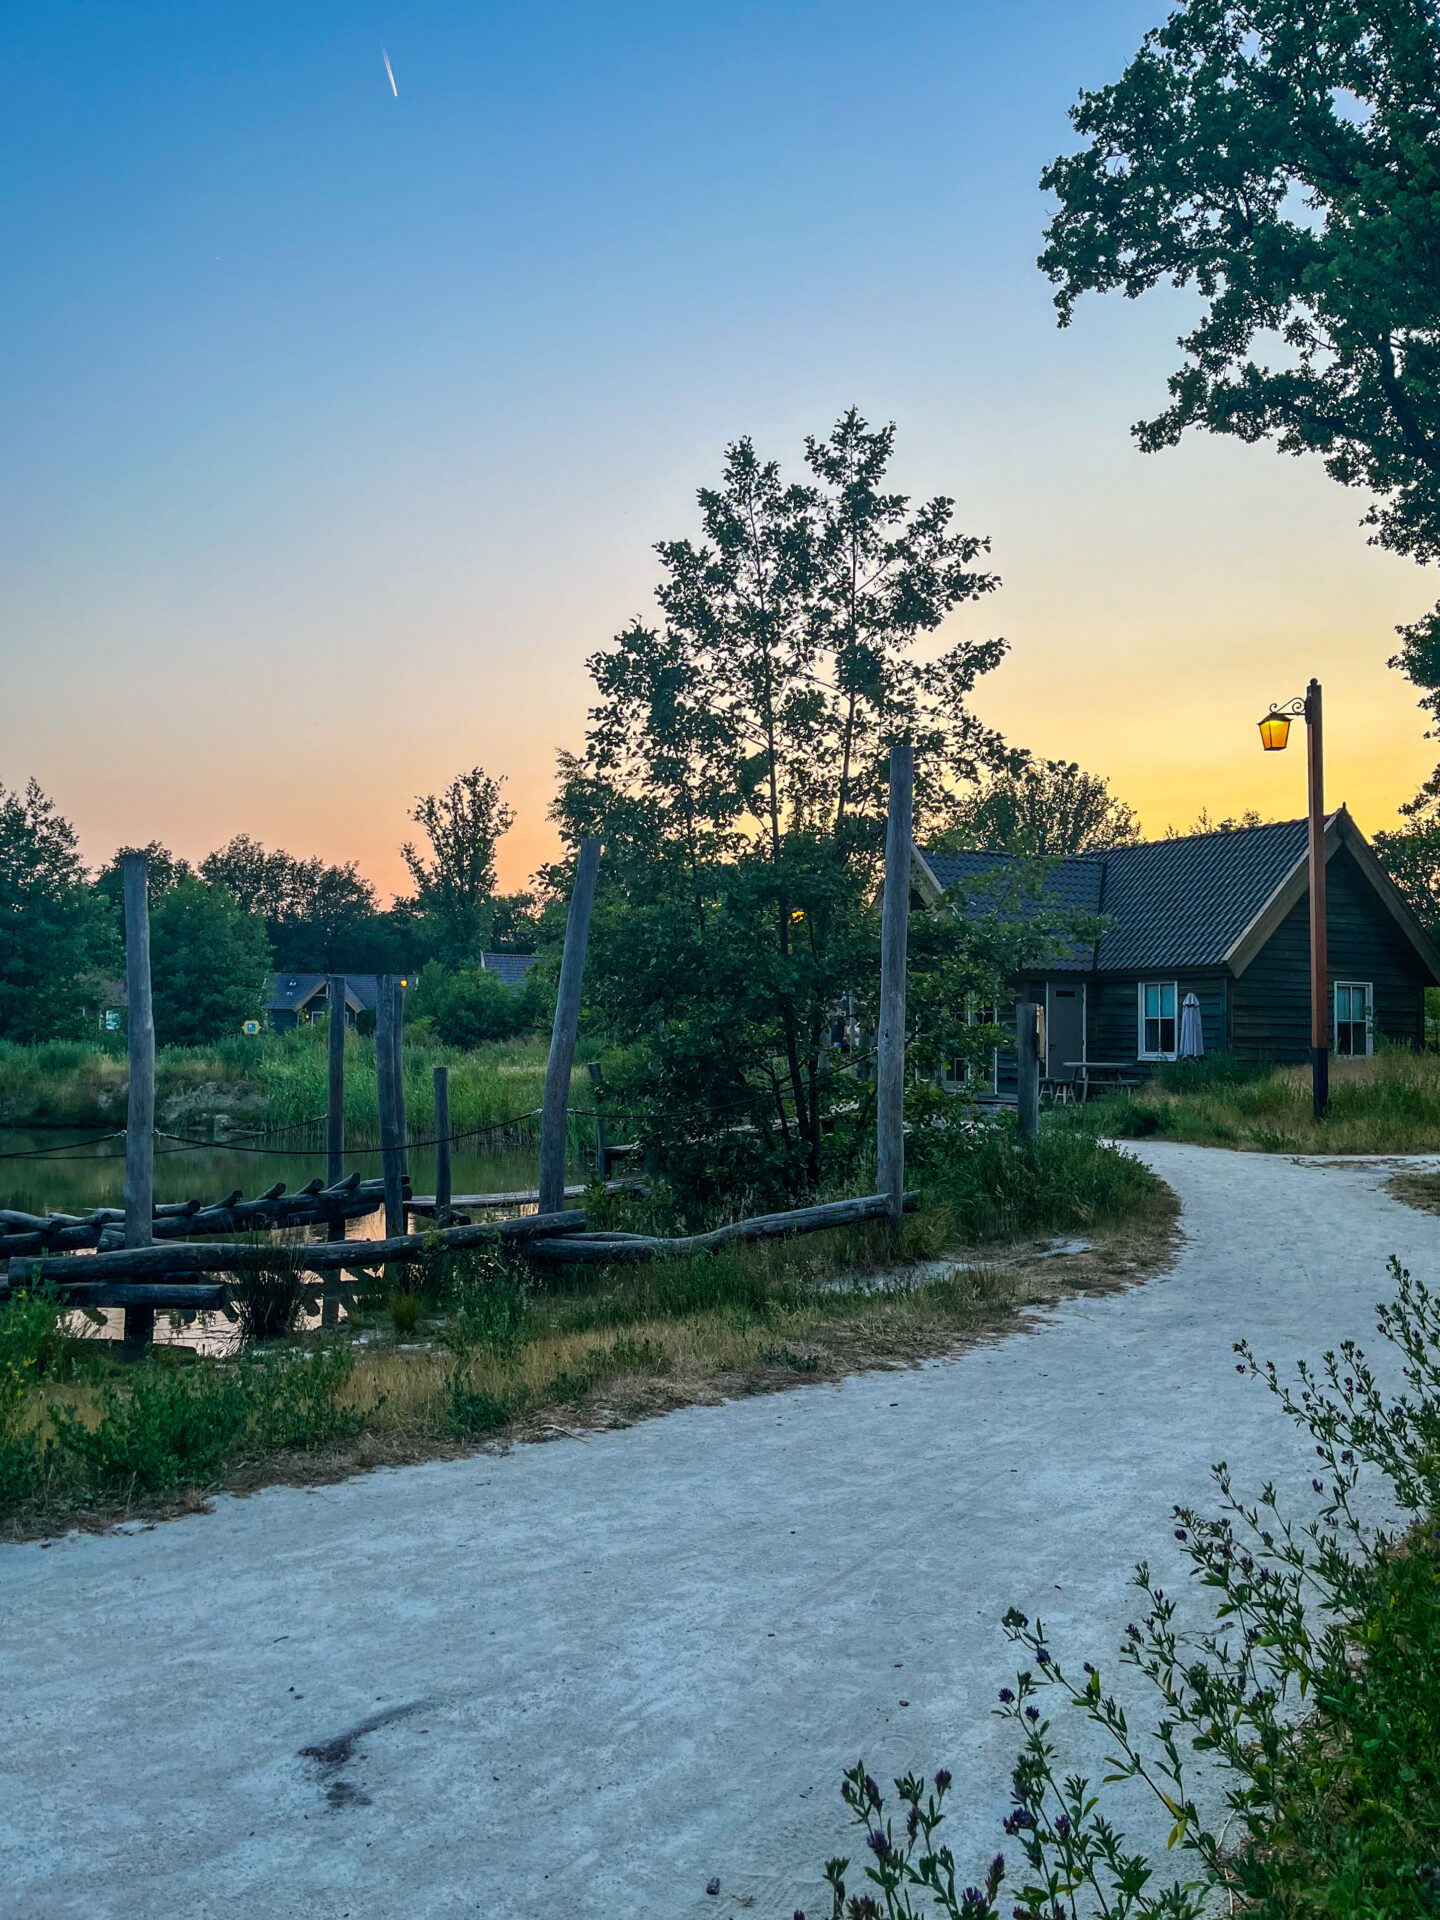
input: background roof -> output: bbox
[919,817,1313,973]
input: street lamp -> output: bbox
[1257,678,1328,1119]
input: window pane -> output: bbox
[1144,1017,1159,1053]
[1160,1017,1176,1052]
[1143,984,1159,1018]
[1160,983,1176,1018]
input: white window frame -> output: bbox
[1137,980,1179,1061]
[946,996,1000,1094]
[1333,980,1373,1058]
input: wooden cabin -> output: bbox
[265,975,383,1033]
[913,809,1440,1095]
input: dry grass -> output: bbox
[15,1191,1177,1539]
[1386,1169,1440,1217]
[1089,1049,1440,1155]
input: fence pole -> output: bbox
[392,976,408,1179]
[876,742,913,1230]
[588,1060,610,1179]
[121,853,156,1354]
[326,977,346,1185]
[539,837,601,1215]
[433,1066,452,1226]
[375,974,405,1239]
[1016,1001,1040,1144]
[323,975,347,1325]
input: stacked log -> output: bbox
[0,1174,398,1259]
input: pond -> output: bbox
[1,1127,591,1350]
[0,1128,579,1220]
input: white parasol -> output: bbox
[1178,991,1204,1059]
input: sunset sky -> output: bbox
[6,0,1436,897]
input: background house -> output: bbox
[263,954,539,1033]
[265,975,384,1033]
[479,953,539,989]
[915,810,1440,1093]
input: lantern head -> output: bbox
[1258,710,1292,752]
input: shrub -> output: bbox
[229,1249,306,1345]
[907,1111,1160,1242]
[46,1346,359,1502]
[0,1289,61,1426]
[50,1365,253,1496]
[388,1292,421,1335]
[817,1257,1440,1918]
[447,1375,524,1434]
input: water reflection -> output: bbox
[2,1128,585,1352]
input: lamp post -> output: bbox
[1258,678,1328,1119]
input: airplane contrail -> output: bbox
[382,48,398,96]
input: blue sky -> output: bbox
[4,2,1432,890]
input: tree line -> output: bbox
[0,768,544,1048]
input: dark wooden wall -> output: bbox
[1229,845,1425,1063]
[1083,971,1230,1065]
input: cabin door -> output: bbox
[1045,983,1086,1082]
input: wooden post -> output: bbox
[433,1066,452,1227]
[539,837,601,1215]
[326,976,346,1186]
[588,1060,611,1179]
[392,976,408,1178]
[375,974,405,1239]
[1305,679,1329,1120]
[323,975,347,1326]
[122,853,156,1354]
[876,743,913,1229]
[1016,1001,1040,1144]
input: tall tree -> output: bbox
[0,779,115,1042]
[94,842,193,909]
[401,768,516,963]
[555,413,1057,1203]
[940,759,1141,855]
[1374,773,1440,939]
[200,836,379,970]
[148,877,272,1047]
[1039,2,1440,721]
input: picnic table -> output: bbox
[1058,1060,1147,1103]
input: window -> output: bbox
[1334,981,1373,1057]
[948,997,1001,1092]
[1138,981,1178,1060]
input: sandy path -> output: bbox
[2,1143,1433,1920]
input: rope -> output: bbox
[153,1106,547,1157]
[0,1131,127,1161]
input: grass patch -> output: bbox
[1390,1168,1440,1217]
[0,1027,583,1146]
[1078,1046,1440,1154]
[0,1127,1173,1537]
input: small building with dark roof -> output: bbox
[265,957,539,1033]
[265,975,386,1033]
[480,952,540,989]
[913,809,1440,1093]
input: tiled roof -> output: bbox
[480,952,540,988]
[264,974,386,1012]
[919,817,1314,974]
[1094,818,1310,971]
[918,848,1104,970]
